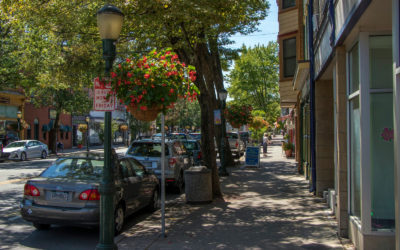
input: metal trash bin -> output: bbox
[184,166,212,203]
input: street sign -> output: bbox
[93,77,116,111]
[245,146,260,167]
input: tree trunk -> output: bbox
[49,113,60,154]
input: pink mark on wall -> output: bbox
[381,128,394,142]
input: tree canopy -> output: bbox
[227,43,280,125]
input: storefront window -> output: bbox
[369,36,395,231]
[350,96,361,219]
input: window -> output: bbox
[282,0,295,9]
[348,43,361,219]
[129,158,145,177]
[66,132,69,139]
[369,36,395,230]
[34,119,39,140]
[43,132,46,140]
[60,131,64,139]
[283,38,297,77]
[120,159,135,179]
[26,125,31,139]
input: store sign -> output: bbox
[214,110,221,125]
[245,146,260,167]
[93,77,116,111]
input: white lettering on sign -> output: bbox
[93,77,116,111]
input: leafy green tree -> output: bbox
[228,43,281,125]
[2,0,269,198]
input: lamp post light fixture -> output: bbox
[85,116,90,152]
[96,4,123,250]
[218,88,229,176]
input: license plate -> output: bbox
[50,191,69,201]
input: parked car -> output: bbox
[227,132,245,158]
[2,140,48,161]
[189,133,201,141]
[20,152,160,235]
[180,140,202,166]
[125,139,192,193]
[0,141,4,162]
[169,133,191,140]
[239,131,251,145]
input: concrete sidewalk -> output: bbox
[116,136,353,249]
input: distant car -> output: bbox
[20,152,160,235]
[125,139,192,193]
[181,140,202,166]
[189,133,201,141]
[227,132,245,158]
[2,140,48,161]
[169,133,191,140]
[151,133,162,140]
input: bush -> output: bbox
[283,142,294,151]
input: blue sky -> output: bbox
[228,0,278,49]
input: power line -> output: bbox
[230,32,278,38]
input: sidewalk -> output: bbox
[116,136,353,249]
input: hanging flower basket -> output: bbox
[225,104,253,129]
[105,48,198,121]
[78,124,87,133]
[127,105,162,122]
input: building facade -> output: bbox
[278,0,399,249]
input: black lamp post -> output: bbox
[96,4,123,250]
[17,111,22,139]
[218,88,229,176]
[85,116,90,152]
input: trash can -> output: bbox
[184,166,212,203]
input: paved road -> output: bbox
[0,146,183,250]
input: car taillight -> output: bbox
[79,189,100,200]
[236,141,239,148]
[24,184,40,196]
[197,151,202,159]
[168,157,177,166]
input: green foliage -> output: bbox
[224,104,253,128]
[227,43,281,125]
[97,120,120,143]
[283,141,294,151]
[165,99,201,130]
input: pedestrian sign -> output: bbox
[93,77,116,111]
[245,146,260,167]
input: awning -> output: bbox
[48,120,54,129]
[59,125,66,131]
[42,124,50,132]
[293,61,310,91]
[64,125,72,132]
[279,80,298,108]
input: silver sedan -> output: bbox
[1,140,49,161]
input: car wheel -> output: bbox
[41,150,47,159]
[114,204,125,235]
[20,152,27,161]
[148,189,160,212]
[33,222,50,230]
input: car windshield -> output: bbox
[227,133,238,139]
[127,142,168,157]
[183,141,198,151]
[41,158,104,180]
[5,141,26,148]
[190,134,201,140]
[170,134,186,140]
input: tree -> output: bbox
[2,0,270,198]
[165,99,201,131]
[1,1,103,152]
[118,0,269,198]
[228,43,281,125]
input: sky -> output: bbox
[228,0,278,49]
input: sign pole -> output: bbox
[161,113,166,238]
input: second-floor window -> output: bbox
[282,0,296,9]
[283,37,296,78]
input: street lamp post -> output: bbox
[85,116,90,152]
[218,88,229,176]
[96,4,123,250]
[17,111,22,139]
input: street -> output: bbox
[0,147,179,250]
